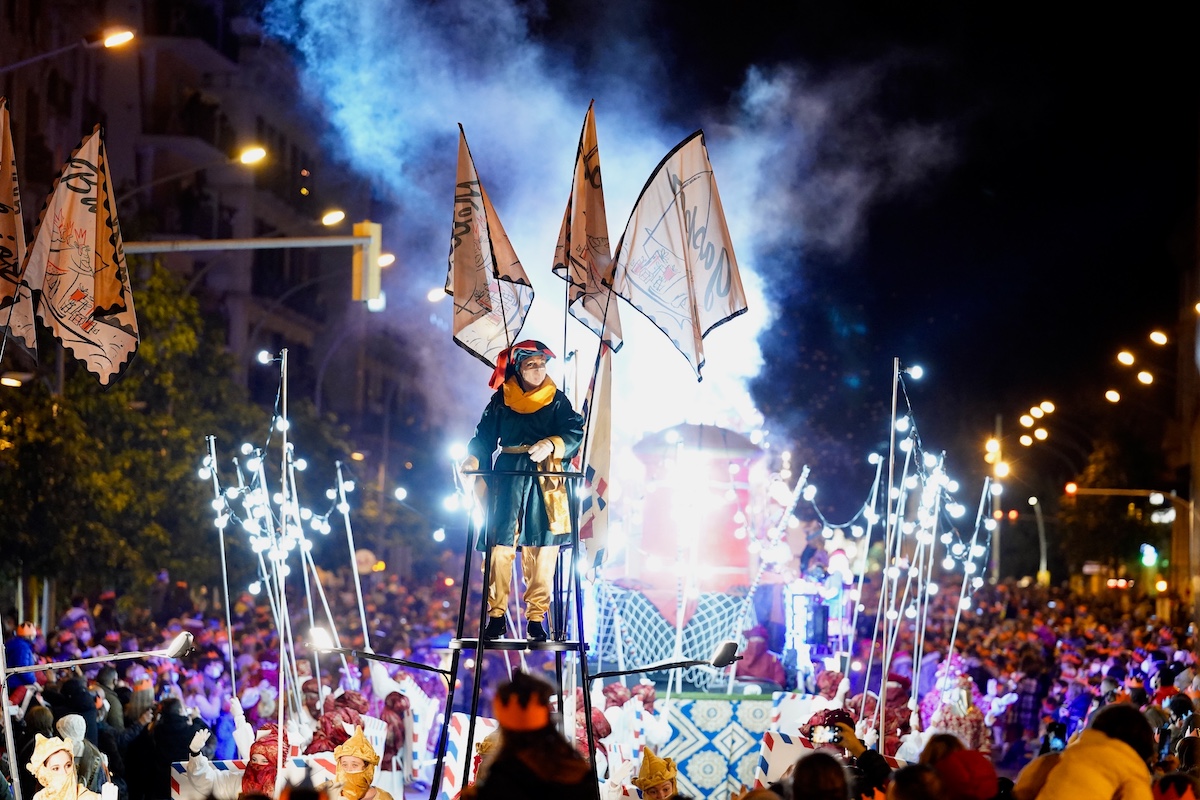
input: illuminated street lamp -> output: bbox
[321,209,346,226]
[0,27,136,76]
[116,144,268,206]
[1028,497,1050,586]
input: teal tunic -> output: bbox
[468,386,584,549]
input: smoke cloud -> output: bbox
[259,0,952,460]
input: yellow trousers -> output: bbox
[487,545,559,622]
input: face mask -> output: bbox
[336,769,372,800]
[241,762,277,796]
[38,760,78,800]
[204,665,223,679]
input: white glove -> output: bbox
[608,758,634,786]
[600,758,635,800]
[527,439,554,462]
[189,729,210,755]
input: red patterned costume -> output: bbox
[380,692,410,769]
[242,724,288,797]
[306,691,369,754]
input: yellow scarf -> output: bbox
[502,376,556,413]
[499,376,570,535]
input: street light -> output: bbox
[1028,497,1049,586]
[0,27,136,76]
[589,639,742,681]
[116,144,268,206]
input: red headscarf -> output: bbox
[488,340,555,389]
[242,724,288,796]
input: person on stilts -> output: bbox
[460,340,584,642]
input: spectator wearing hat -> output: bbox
[57,597,95,643]
[6,622,39,691]
[462,670,592,799]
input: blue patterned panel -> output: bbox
[660,695,773,799]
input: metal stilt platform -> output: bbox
[428,468,600,800]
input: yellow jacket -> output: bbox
[1033,728,1152,800]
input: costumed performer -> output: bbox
[181,723,287,800]
[459,340,584,642]
[331,726,393,800]
[26,735,101,800]
[630,750,678,800]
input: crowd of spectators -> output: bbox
[2,571,1200,800]
[0,558,471,800]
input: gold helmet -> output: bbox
[631,749,677,793]
[334,727,380,780]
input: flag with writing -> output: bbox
[552,102,622,349]
[578,343,614,571]
[606,130,746,380]
[23,125,138,385]
[445,125,533,367]
[0,97,36,355]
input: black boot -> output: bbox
[483,616,507,640]
[526,620,548,642]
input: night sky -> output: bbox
[585,3,1200,506]
[263,2,1198,518]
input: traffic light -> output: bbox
[352,220,383,302]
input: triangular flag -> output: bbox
[606,130,747,380]
[552,101,622,350]
[0,97,36,356]
[444,125,533,367]
[578,343,614,571]
[23,125,138,385]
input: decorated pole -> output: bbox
[205,434,239,695]
[874,357,903,743]
[336,461,372,651]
